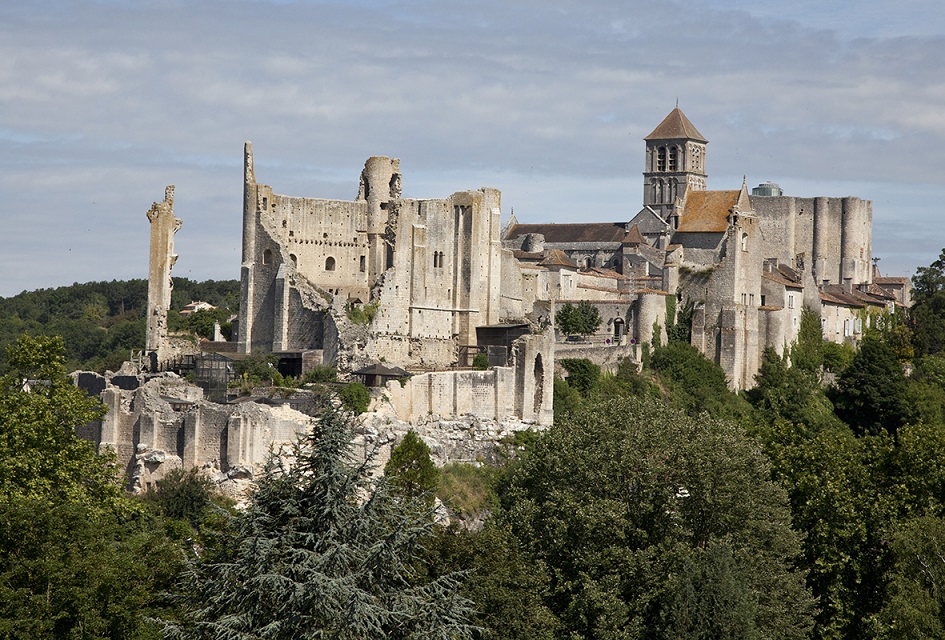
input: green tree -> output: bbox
[385,431,441,506]
[0,334,184,637]
[748,347,839,431]
[0,334,122,511]
[911,248,945,356]
[425,523,560,640]
[501,396,814,639]
[559,358,600,395]
[143,467,215,527]
[791,305,825,375]
[339,380,371,414]
[831,334,913,436]
[555,301,602,337]
[879,515,945,637]
[168,406,475,639]
[649,341,750,420]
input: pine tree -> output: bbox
[168,406,475,639]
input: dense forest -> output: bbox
[4,251,945,637]
[0,278,240,372]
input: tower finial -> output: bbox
[676,97,679,109]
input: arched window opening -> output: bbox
[657,147,666,171]
[741,233,748,252]
[263,249,272,265]
[289,254,297,267]
[533,354,544,415]
[325,256,336,271]
[668,146,678,171]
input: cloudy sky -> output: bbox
[2,0,943,297]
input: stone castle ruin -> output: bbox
[79,106,911,489]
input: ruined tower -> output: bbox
[643,107,708,229]
[146,185,181,370]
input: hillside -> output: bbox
[0,278,240,372]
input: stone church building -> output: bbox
[502,107,905,389]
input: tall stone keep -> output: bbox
[643,107,708,229]
[146,185,181,370]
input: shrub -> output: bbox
[339,381,371,414]
[472,353,489,370]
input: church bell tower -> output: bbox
[643,107,708,229]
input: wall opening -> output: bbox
[325,256,336,271]
[533,353,544,415]
[263,249,272,265]
[359,255,366,272]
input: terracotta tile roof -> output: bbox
[762,271,803,289]
[820,286,863,308]
[759,305,785,311]
[505,222,628,244]
[538,249,577,268]
[676,190,739,233]
[644,107,708,143]
[633,287,671,295]
[512,249,544,261]
[622,224,646,245]
[858,282,896,300]
[776,264,801,282]
[875,276,909,285]
[584,266,631,281]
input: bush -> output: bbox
[339,381,371,414]
[302,366,337,384]
[385,431,440,506]
[559,358,600,395]
[472,353,489,370]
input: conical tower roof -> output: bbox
[644,107,707,143]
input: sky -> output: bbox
[2,0,944,298]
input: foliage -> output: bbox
[501,396,814,639]
[878,515,945,637]
[233,352,282,386]
[552,376,583,418]
[791,305,825,375]
[911,248,945,356]
[472,352,489,370]
[142,467,215,527]
[665,295,694,344]
[748,347,840,431]
[555,301,601,337]
[821,340,855,374]
[301,365,337,384]
[425,523,559,640]
[339,380,371,414]
[559,358,600,395]
[384,431,440,506]
[0,335,123,511]
[168,406,476,639]
[0,497,183,639]
[170,306,232,341]
[437,463,501,518]
[648,341,751,420]
[346,301,379,325]
[0,334,184,636]
[0,278,239,373]
[831,334,913,436]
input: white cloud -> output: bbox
[1,0,944,296]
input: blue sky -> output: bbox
[2,0,943,296]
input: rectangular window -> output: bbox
[359,255,366,272]
[788,294,795,309]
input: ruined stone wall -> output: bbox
[385,331,553,426]
[367,189,503,367]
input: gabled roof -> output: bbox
[504,222,628,244]
[622,224,646,245]
[538,249,577,268]
[762,271,804,289]
[644,107,708,143]
[676,190,739,233]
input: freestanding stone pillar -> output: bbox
[146,185,181,370]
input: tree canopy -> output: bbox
[168,406,476,639]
